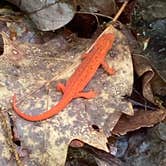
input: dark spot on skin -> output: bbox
[92,124,100,132]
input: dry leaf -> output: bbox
[76,0,117,16]
[7,0,75,31]
[112,109,166,135]
[133,54,166,103]
[0,25,133,165]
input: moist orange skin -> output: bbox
[13,33,115,121]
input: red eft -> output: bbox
[13,33,115,121]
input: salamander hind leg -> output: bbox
[56,82,66,93]
[76,90,97,99]
[102,60,116,75]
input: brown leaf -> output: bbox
[76,0,117,16]
[0,25,133,165]
[7,0,76,31]
[133,54,166,103]
[112,109,166,135]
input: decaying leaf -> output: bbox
[112,54,166,136]
[133,54,166,103]
[0,119,14,165]
[0,109,22,166]
[7,0,76,31]
[0,25,133,165]
[76,0,117,16]
[112,109,166,135]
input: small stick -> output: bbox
[112,0,129,22]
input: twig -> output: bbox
[112,0,129,22]
[76,11,113,20]
[76,0,129,24]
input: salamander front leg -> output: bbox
[76,90,97,99]
[102,60,115,75]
